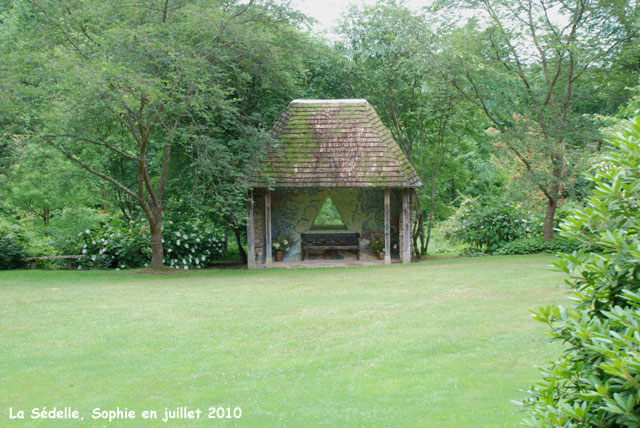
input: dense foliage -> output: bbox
[70,220,150,270]
[494,236,581,255]
[162,221,226,270]
[519,117,640,426]
[439,0,639,241]
[0,0,312,268]
[0,219,27,269]
[61,219,225,270]
[442,198,593,255]
[443,198,533,252]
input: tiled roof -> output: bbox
[248,99,422,188]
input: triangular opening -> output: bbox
[311,196,348,230]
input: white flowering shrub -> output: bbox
[64,219,151,269]
[162,220,225,269]
[61,218,225,270]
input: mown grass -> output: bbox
[0,254,568,427]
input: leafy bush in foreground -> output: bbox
[518,117,640,427]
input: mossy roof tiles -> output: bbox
[248,99,422,188]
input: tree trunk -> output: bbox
[426,170,439,255]
[411,195,426,258]
[43,206,50,225]
[102,185,109,211]
[543,197,557,242]
[232,225,247,264]
[450,177,456,201]
[411,212,422,258]
[150,221,164,269]
[543,157,562,242]
[425,211,434,255]
[417,212,426,256]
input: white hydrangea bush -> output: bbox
[72,219,225,270]
[162,220,225,269]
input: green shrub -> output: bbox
[48,207,108,244]
[518,117,640,426]
[60,218,226,270]
[0,219,27,269]
[527,201,584,239]
[444,198,533,252]
[543,236,584,253]
[162,220,225,270]
[64,219,151,269]
[495,236,584,255]
[24,235,59,269]
[459,247,487,257]
[495,237,546,255]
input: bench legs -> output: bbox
[24,257,81,270]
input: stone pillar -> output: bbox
[265,189,272,268]
[253,189,265,264]
[247,189,255,270]
[384,188,391,265]
[402,189,411,264]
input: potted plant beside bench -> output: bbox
[368,236,386,260]
[272,236,292,262]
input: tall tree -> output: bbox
[6,144,96,227]
[439,0,639,240]
[338,0,489,255]
[170,4,314,262]
[1,0,306,268]
[338,0,432,159]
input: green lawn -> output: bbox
[0,255,568,427]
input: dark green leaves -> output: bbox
[520,117,640,427]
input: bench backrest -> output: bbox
[301,233,360,246]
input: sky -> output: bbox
[289,0,428,38]
[288,0,567,50]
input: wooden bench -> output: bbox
[24,255,84,270]
[301,233,360,261]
